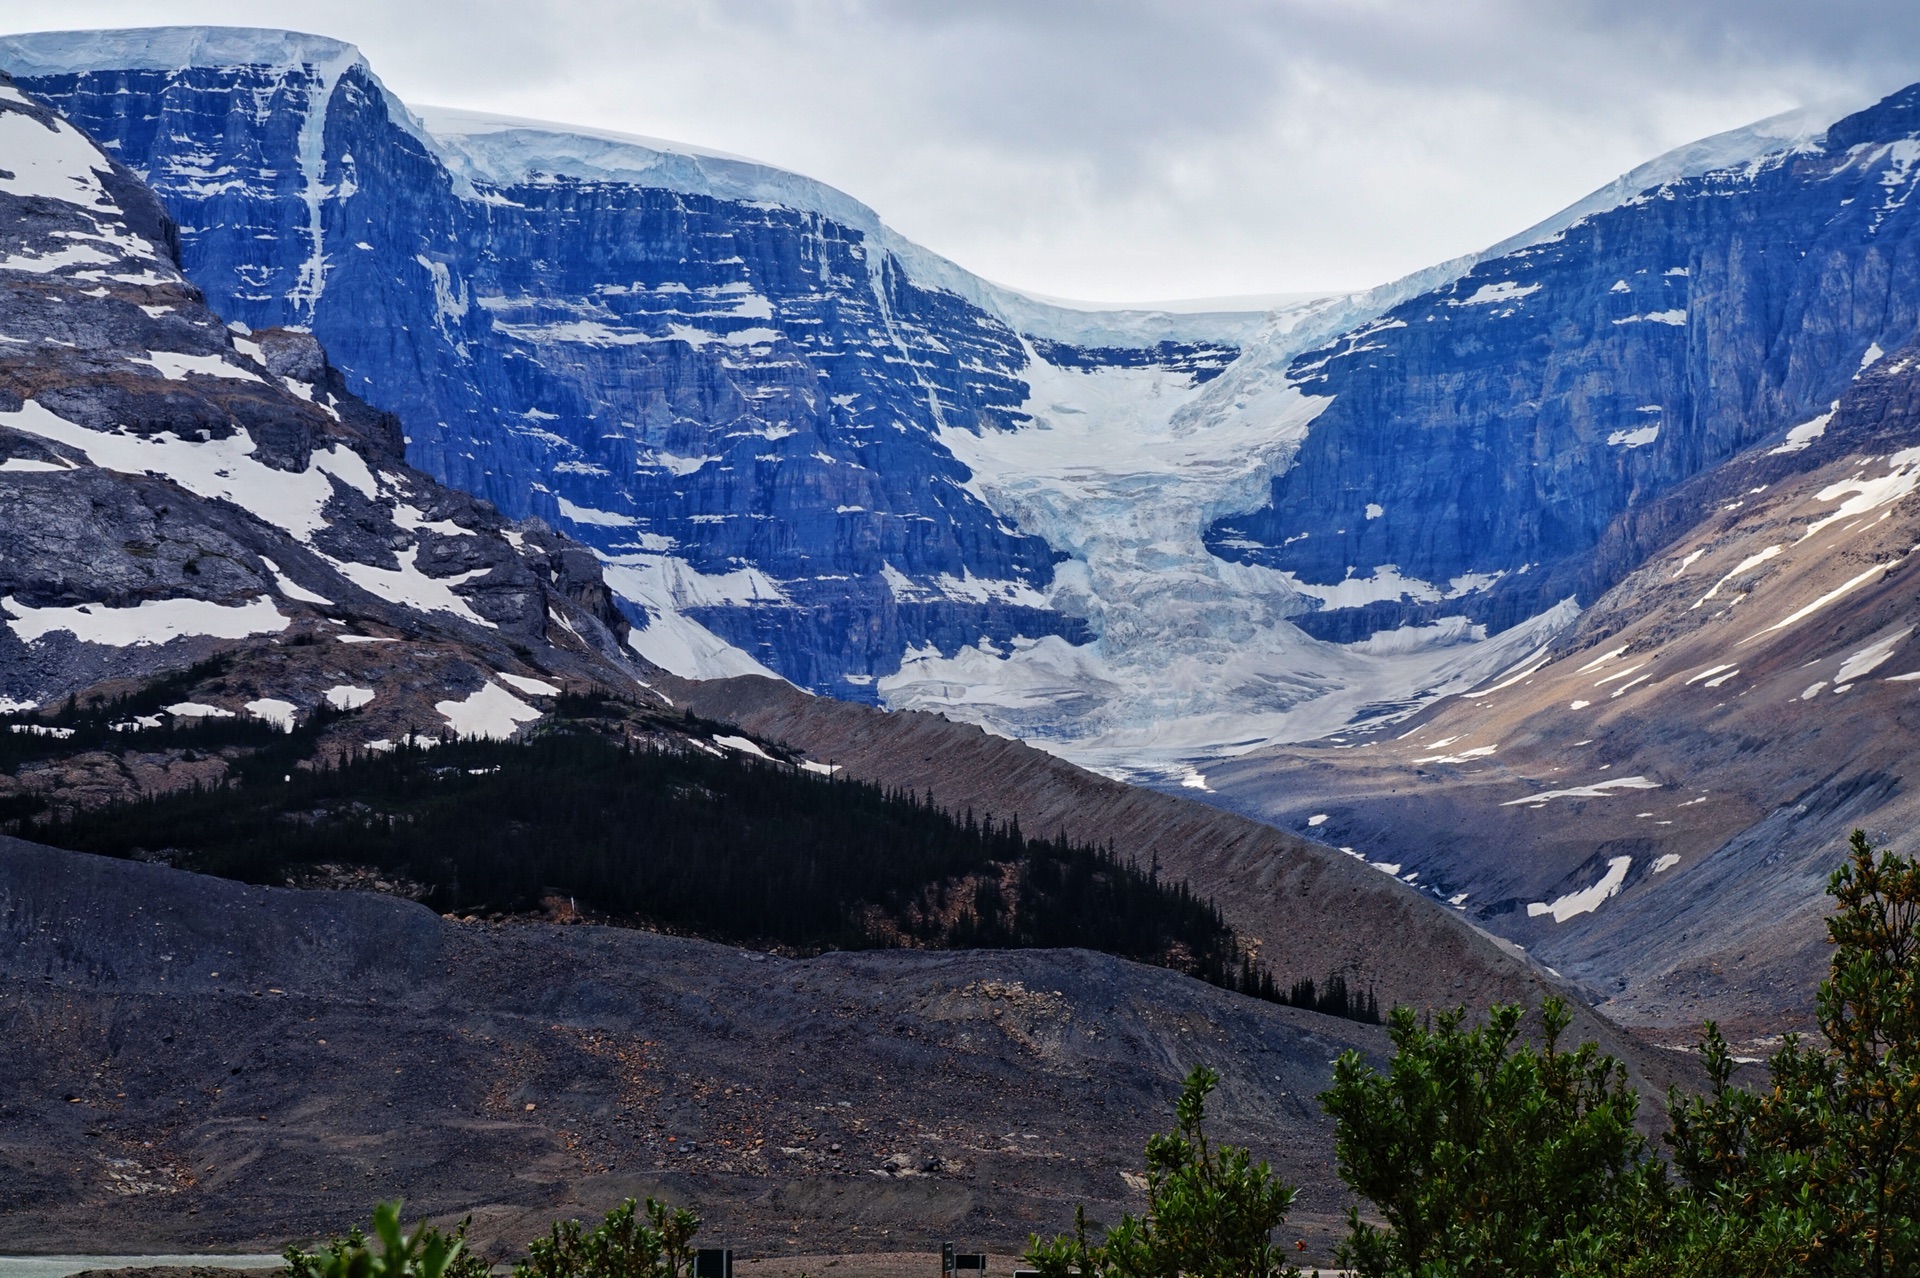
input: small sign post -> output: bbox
[693,1248,732,1278]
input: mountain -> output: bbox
[0,68,647,756]
[0,54,1626,1035]
[1206,88,1920,648]
[1200,335,1920,1047]
[0,26,1263,705]
[9,23,1920,1041]
[0,836,1386,1258]
[0,52,1618,1037]
[2,27,1881,777]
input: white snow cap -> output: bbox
[0,26,362,76]
[414,103,1264,349]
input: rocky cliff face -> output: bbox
[0,70,644,746]
[1206,87,1920,645]
[0,29,1256,699]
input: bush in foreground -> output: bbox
[513,1196,703,1278]
[292,1198,704,1278]
[1028,830,1920,1275]
[284,1201,488,1278]
[1024,1065,1297,1278]
[1320,995,1644,1277]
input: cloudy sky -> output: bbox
[0,1,1913,302]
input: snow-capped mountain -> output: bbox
[1204,332,1920,1040]
[6,25,1915,784]
[0,28,1259,710]
[0,70,643,740]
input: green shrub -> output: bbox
[1319,829,1920,1278]
[284,1201,488,1278]
[513,1197,701,1278]
[1024,1066,1296,1278]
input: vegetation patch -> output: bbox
[10,688,1378,1016]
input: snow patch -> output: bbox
[1502,777,1660,807]
[324,685,375,710]
[1836,628,1912,684]
[1744,552,1914,643]
[245,698,298,732]
[3,593,286,646]
[1577,647,1629,674]
[624,607,781,682]
[1527,856,1632,922]
[1802,448,1920,540]
[557,497,638,527]
[1414,744,1497,764]
[1611,310,1687,326]
[260,555,332,605]
[1684,663,1737,685]
[1771,404,1837,455]
[165,701,233,718]
[436,682,541,740]
[496,672,561,697]
[0,399,378,542]
[1694,545,1783,608]
[133,351,266,383]
[0,96,120,208]
[1450,281,1541,307]
[334,549,496,628]
[713,733,775,761]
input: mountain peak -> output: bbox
[1824,80,1920,151]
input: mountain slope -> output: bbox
[1200,334,1920,1041]
[662,669,1700,1110]
[0,25,1633,765]
[1206,86,1920,654]
[0,836,1385,1257]
[0,68,649,761]
[8,26,1880,768]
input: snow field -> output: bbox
[435,682,541,740]
[2,594,286,646]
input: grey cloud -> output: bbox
[0,0,1913,298]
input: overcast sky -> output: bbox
[0,1,1914,302]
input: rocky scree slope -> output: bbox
[1202,331,1920,1044]
[0,836,1386,1259]
[0,73,655,781]
[664,670,1698,1108]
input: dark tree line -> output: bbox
[15,718,1377,1022]
[0,656,294,778]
